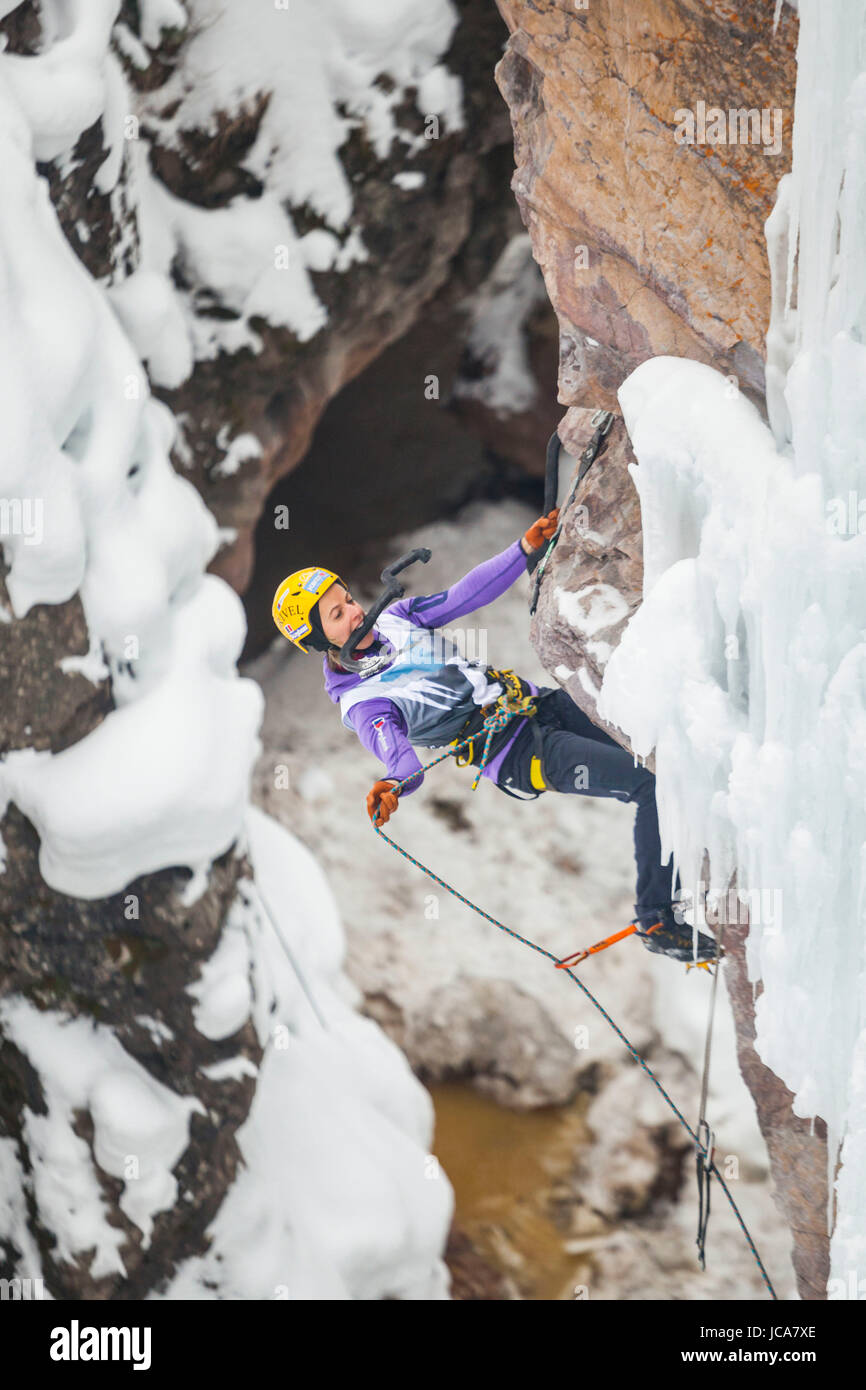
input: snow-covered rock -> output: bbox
[0,0,454,1301]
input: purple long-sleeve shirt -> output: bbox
[323,538,536,795]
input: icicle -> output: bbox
[826,1121,839,1239]
[764,174,795,450]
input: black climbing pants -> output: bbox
[495,688,675,919]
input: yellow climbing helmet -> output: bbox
[272,566,346,652]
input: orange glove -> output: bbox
[367,780,399,826]
[522,508,560,552]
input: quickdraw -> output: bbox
[554,922,643,968]
[696,1118,715,1271]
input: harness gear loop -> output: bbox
[529,754,547,791]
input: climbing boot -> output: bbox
[633,908,720,964]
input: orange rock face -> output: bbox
[495,0,798,412]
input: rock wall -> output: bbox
[496,0,830,1297]
[0,2,257,1297]
[118,0,558,596]
[529,406,644,751]
[2,2,560,609]
[495,0,797,416]
[0,809,254,1299]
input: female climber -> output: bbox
[271,514,717,963]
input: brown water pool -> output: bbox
[430,1081,598,1300]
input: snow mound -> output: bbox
[128,0,463,374]
[163,806,453,1300]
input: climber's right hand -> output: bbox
[367,780,400,827]
[521,508,560,553]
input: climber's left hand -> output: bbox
[521,508,560,554]
[367,780,400,827]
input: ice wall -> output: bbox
[598,0,866,1288]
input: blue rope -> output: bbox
[371,708,778,1300]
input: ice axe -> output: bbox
[338,546,432,667]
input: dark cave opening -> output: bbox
[240,294,552,661]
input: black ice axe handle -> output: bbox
[526,431,563,576]
[526,410,615,614]
[338,547,432,665]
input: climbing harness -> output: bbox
[449,668,547,792]
[529,409,615,616]
[450,669,560,798]
[368,734,776,1298]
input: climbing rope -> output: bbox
[370,708,777,1299]
[242,881,330,1032]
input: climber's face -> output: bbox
[319,582,374,649]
